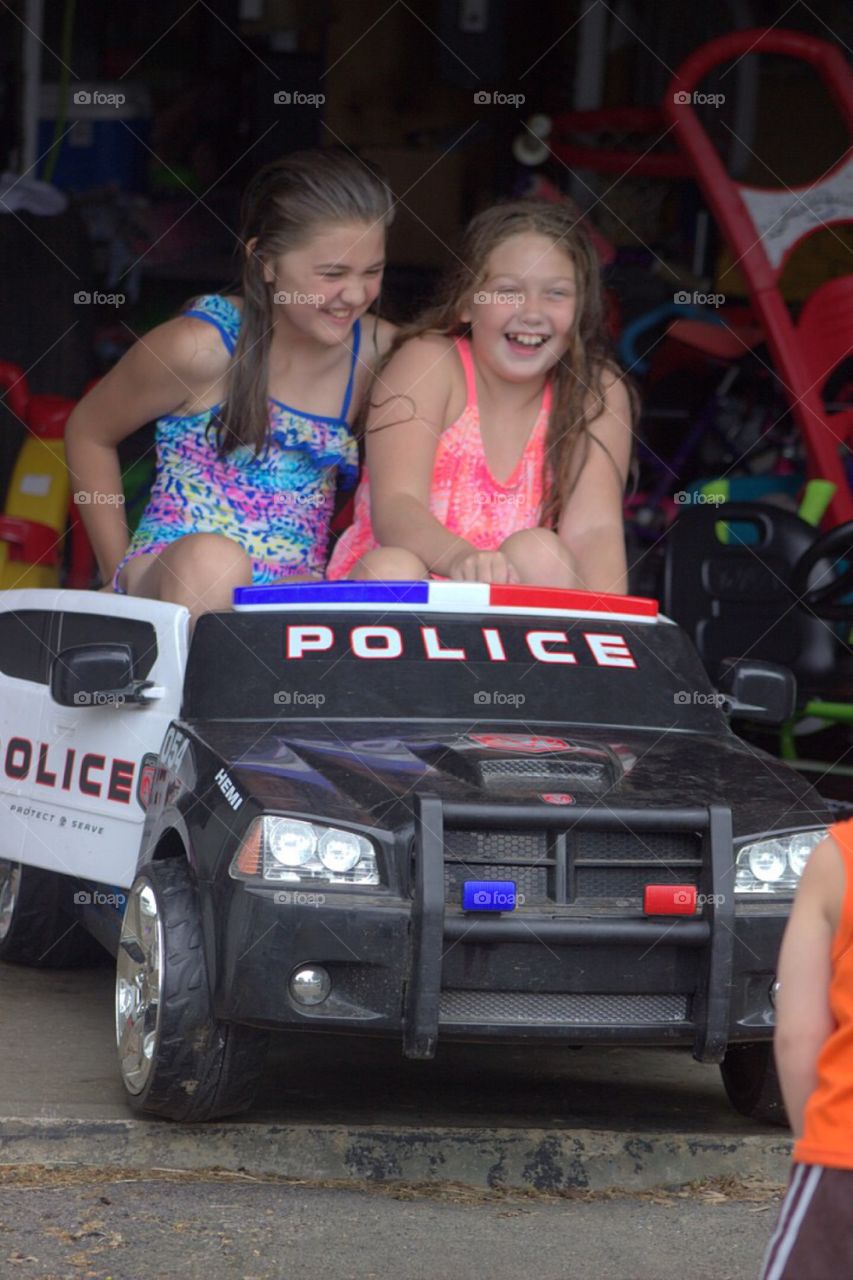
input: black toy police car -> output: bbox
[0,580,833,1123]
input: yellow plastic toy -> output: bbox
[0,362,74,590]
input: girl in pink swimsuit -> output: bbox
[327,200,633,592]
[66,150,396,620]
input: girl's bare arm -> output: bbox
[64,318,228,584]
[773,835,843,1136]
[556,374,632,595]
[366,335,478,575]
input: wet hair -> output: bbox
[373,199,634,527]
[209,148,395,455]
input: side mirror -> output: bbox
[50,644,160,708]
[717,658,797,725]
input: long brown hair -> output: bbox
[211,149,395,455]
[372,200,632,527]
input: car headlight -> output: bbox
[735,829,826,894]
[269,819,317,867]
[318,828,363,873]
[230,816,379,886]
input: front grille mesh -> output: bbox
[445,829,547,861]
[441,827,703,910]
[439,990,690,1024]
[480,758,607,781]
[574,830,696,861]
[445,862,549,903]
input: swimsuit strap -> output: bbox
[455,336,479,409]
[455,335,553,423]
[183,294,240,356]
[339,318,362,420]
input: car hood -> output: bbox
[192,721,830,840]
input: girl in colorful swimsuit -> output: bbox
[327,200,633,592]
[66,150,395,619]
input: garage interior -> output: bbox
[0,0,851,795]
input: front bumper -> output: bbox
[212,798,784,1063]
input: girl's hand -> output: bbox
[447,549,519,584]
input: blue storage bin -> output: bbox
[38,83,151,193]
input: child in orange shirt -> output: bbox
[760,817,853,1279]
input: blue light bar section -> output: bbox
[233,580,431,608]
[462,880,518,912]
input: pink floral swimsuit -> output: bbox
[114,294,359,591]
[327,336,551,578]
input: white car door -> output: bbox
[0,589,188,889]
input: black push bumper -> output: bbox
[216,797,781,1063]
[405,796,738,1064]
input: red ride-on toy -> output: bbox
[665,28,853,528]
[0,361,96,590]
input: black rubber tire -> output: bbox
[119,859,269,1122]
[720,1042,789,1126]
[0,861,108,968]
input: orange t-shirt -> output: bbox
[794,818,853,1167]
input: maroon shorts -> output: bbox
[761,1163,853,1279]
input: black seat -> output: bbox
[663,502,853,701]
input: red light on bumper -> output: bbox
[644,884,697,915]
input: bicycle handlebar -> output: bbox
[669,28,853,125]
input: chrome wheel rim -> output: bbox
[115,879,163,1095]
[0,860,21,943]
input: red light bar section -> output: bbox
[644,885,697,915]
[488,584,659,617]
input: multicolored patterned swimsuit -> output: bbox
[113,294,359,591]
[326,336,551,578]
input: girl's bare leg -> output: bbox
[119,533,254,621]
[347,546,429,580]
[500,528,580,588]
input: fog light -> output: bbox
[289,965,331,1006]
[770,978,781,1009]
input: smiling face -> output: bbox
[261,220,386,345]
[462,232,578,382]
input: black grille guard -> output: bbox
[404,795,734,1065]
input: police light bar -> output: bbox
[233,580,660,622]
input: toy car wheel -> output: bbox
[115,858,269,1121]
[720,1042,788,1126]
[0,859,107,968]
